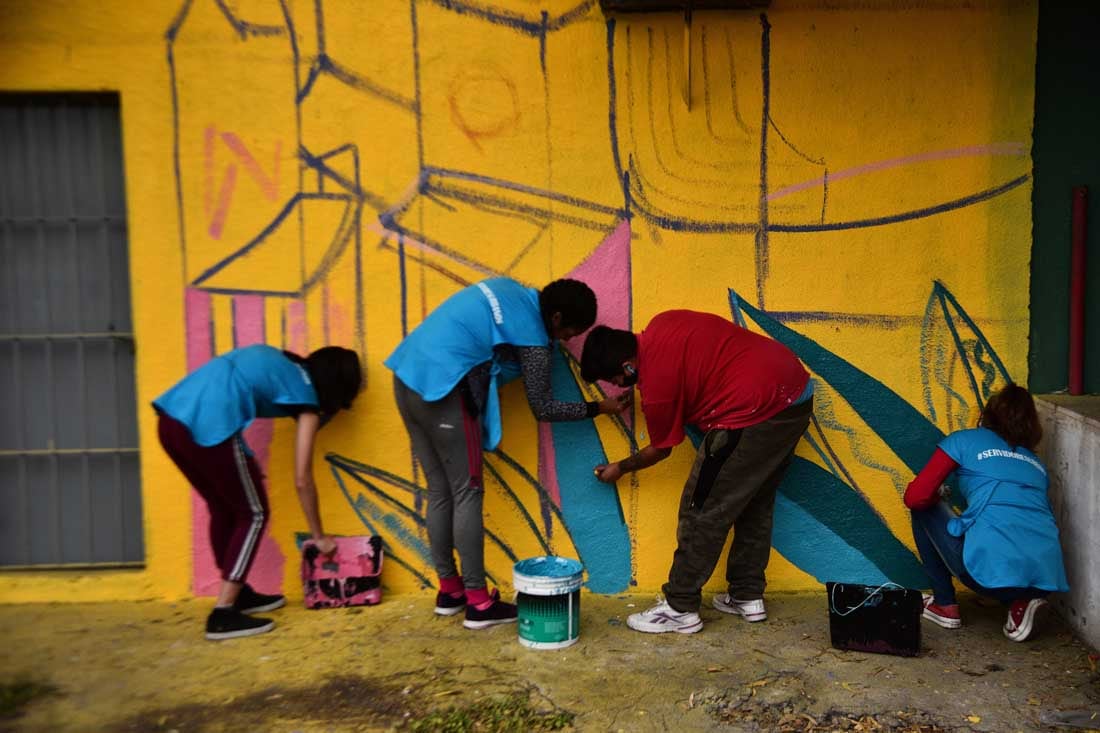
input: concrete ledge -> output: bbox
[1036,396,1100,652]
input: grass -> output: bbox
[408,691,574,732]
[0,677,58,719]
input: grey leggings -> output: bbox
[393,376,486,590]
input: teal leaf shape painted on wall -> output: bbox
[726,290,938,588]
[920,280,1013,433]
[547,346,633,593]
[730,289,945,474]
[778,457,928,587]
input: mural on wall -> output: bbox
[167,0,1034,596]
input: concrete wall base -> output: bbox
[1036,396,1100,652]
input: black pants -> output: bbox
[662,399,813,613]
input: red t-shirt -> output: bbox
[636,310,810,449]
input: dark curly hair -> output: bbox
[580,325,638,383]
[539,279,597,333]
[980,383,1041,452]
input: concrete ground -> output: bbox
[1,593,1098,733]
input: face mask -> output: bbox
[621,363,639,387]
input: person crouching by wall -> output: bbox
[154,344,362,640]
[905,384,1068,641]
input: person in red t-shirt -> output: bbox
[580,310,814,634]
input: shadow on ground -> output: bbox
[0,594,1096,732]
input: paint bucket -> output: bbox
[513,556,583,650]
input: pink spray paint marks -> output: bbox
[538,221,633,506]
[231,294,286,595]
[202,125,282,240]
[218,131,281,201]
[206,164,238,239]
[184,290,286,596]
[286,299,308,355]
[767,142,1028,201]
[537,423,563,506]
[184,288,221,597]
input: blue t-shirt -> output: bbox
[940,427,1068,592]
[384,278,550,450]
[153,344,319,447]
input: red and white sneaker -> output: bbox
[1004,598,1047,642]
[921,594,962,629]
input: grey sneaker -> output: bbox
[712,594,767,622]
[627,599,703,634]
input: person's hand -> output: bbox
[937,484,952,500]
[598,392,632,415]
[312,535,338,556]
[594,463,623,484]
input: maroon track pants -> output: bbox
[158,414,269,583]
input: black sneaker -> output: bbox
[234,584,286,614]
[205,607,275,641]
[435,591,467,616]
[463,589,517,630]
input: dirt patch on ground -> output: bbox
[694,672,957,732]
[110,674,409,732]
[0,677,61,732]
[108,670,574,733]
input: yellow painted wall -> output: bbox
[0,0,1037,603]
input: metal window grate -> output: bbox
[0,93,144,567]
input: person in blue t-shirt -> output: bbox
[904,384,1068,642]
[154,344,361,640]
[385,278,629,630]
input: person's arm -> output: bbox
[594,444,673,484]
[903,448,958,510]
[294,411,336,554]
[517,346,629,421]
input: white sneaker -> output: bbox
[712,594,767,622]
[627,599,703,634]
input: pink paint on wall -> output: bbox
[184,288,220,596]
[537,221,634,500]
[538,422,563,506]
[286,299,308,355]
[565,220,633,351]
[767,142,1028,201]
[564,221,634,428]
[185,289,213,371]
[203,125,216,217]
[327,298,353,349]
[218,131,280,201]
[207,164,238,239]
[185,291,287,597]
[232,294,286,596]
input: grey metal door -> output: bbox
[0,93,143,567]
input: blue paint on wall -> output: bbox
[777,458,928,588]
[547,348,632,593]
[772,493,891,587]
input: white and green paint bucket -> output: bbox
[513,556,583,650]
